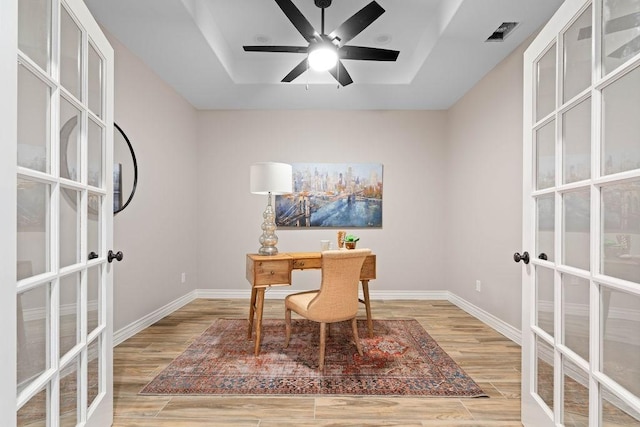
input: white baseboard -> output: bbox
[195,288,451,301]
[113,290,197,346]
[113,289,522,347]
[448,293,522,345]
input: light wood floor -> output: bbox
[113,299,523,427]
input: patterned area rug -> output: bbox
[140,318,487,397]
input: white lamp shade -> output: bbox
[250,162,293,195]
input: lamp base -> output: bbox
[257,192,280,256]
[258,246,279,256]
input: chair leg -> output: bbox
[319,322,327,370]
[285,307,291,348]
[351,318,363,356]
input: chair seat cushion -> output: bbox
[285,290,318,315]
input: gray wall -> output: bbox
[109,34,200,331]
[196,110,448,293]
[109,31,530,333]
[445,38,530,329]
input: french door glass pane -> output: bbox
[602,390,640,425]
[563,98,591,184]
[17,283,50,394]
[17,385,48,427]
[562,274,590,361]
[60,187,79,268]
[537,44,557,121]
[88,43,103,118]
[60,357,79,427]
[537,121,556,190]
[60,6,82,100]
[602,67,640,175]
[537,266,555,337]
[88,119,103,188]
[60,97,81,182]
[87,338,101,409]
[537,194,556,262]
[563,6,592,102]
[88,193,101,259]
[602,0,640,75]
[60,273,80,357]
[18,64,50,174]
[563,190,591,270]
[601,180,640,282]
[563,356,589,426]
[537,336,555,411]
[17,178,50,278]
[18,0,50,71]
[601,286,640,396]
[88,266,100,335]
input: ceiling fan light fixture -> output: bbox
[308,44,338,71]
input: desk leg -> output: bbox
[248,287,257,339]
[253,288,266,356]
[361,280,374,338]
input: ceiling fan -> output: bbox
[243,0,400,86]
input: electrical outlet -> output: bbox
[475,280,481,292]
[181,272,187,283]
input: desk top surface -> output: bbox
[247,251,374,261]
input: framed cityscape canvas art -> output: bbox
[275,163,383,228]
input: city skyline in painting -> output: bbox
[275,163,383,228]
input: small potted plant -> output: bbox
[344,234,359,249]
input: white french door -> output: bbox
[6,0,115,425]
[521,0,640,425]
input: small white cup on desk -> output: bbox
[320,240,331,251]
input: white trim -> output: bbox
[113,289,522,347]
[195,288,451,301]
[112,290,196,346]
[20,300,99,322]
[448,293,523,345]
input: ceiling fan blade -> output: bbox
[340,45,399,61]
[328,60,353,86]
[608,34,640,59]
[244,45,308,54]
[282,58,309,82]
[329,1,385,47]
[275,0,318,43]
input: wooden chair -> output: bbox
[284,248,371,370]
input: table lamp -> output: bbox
[250,162,293,255]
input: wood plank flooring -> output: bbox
[112,299,523,427]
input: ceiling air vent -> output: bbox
[486,22,519,42]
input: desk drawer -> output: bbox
[292,257,321,270]
[252,259,291,285]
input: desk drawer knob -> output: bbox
[270,271,275,275]
[299,262,305,267]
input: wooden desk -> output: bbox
[246,251,377,356]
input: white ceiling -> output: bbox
[84,0,564,110]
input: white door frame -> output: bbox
[5,0,114,423]
[0,0,18,423]
[522,0,640,425]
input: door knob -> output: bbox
[513,251,530,264]
[108,250,124,263]
[88,251,98,260]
